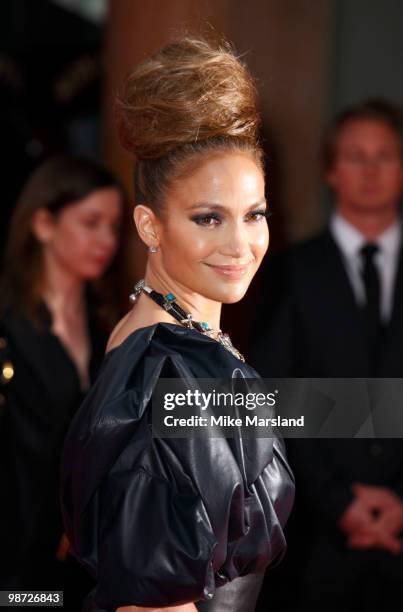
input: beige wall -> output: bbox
[229,0,332,242]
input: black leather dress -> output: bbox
[60,322,295,612]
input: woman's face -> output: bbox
[40,187,122,280]
[153,151,268,303]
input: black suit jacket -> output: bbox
[250,229,403,524]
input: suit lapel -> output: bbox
[318,231,369,370]
[322,230,360,310]
[322,230,366,327]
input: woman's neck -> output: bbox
[41,253,86,316]
[144,268,222,331]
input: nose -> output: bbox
[221,220,250,259]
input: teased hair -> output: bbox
[116,37,263,210]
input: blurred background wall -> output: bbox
[331,0,403,110]
[2,0,403,345]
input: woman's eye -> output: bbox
[246,209,271,222]
[191,209,270,226]
[82,218,99,228]
[191,214,221,226]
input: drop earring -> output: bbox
[148,245,158,253]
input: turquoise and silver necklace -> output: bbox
[130,279,245,362]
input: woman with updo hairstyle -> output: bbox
[61,38,295,612]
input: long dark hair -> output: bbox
[1,154,127,328]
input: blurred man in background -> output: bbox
[252,99,403,612]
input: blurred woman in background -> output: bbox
[0,155,125,609]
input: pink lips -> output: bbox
[206,262,252,278]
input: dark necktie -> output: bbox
[360,243,381,362]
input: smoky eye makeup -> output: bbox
[190,212,221,226]
[190,208,272,226]
[247,208,272,220]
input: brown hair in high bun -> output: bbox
[116,37,263,212]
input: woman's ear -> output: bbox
[31,208,56,244]
[133,204,160,250]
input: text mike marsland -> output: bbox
[163,415,305,428]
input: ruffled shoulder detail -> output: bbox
[60,322,295,610]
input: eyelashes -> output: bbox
[191,209,272,227]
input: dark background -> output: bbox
[1,0,403,346]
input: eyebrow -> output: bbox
[186,198,267,212]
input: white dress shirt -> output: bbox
[329,212,402,323]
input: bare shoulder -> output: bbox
[106,294,175,354]
[106,310,136,353]
[106,306,168,354]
